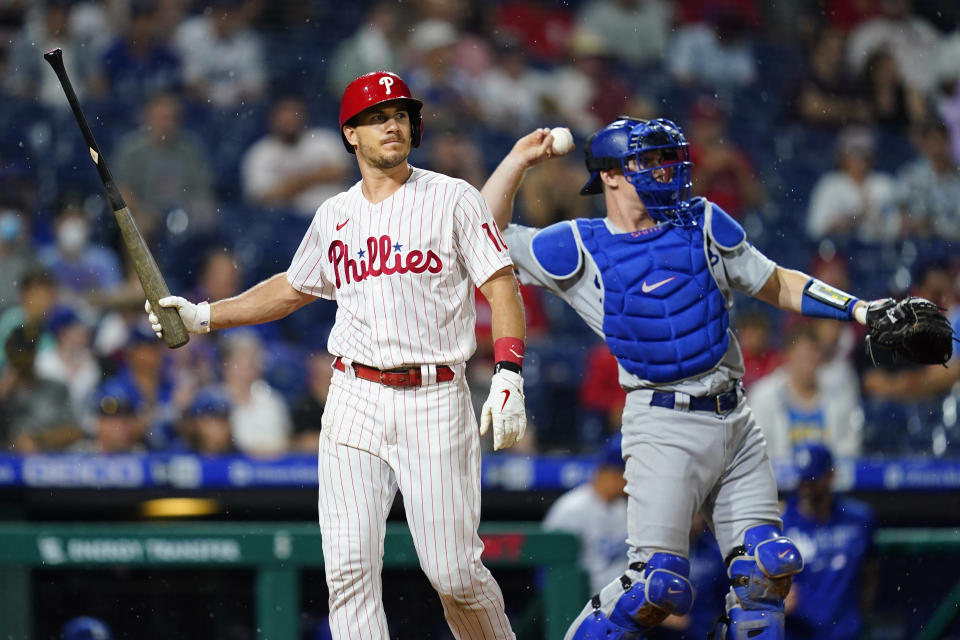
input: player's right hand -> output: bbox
[145,296,210,338]
[508,128,559,170]
[479,369,527,450]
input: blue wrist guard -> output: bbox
[801,278,859,321]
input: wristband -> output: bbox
[800,278,859,321]
[494,336,524,369]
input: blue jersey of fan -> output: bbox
[781,495,876,639]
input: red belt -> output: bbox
[334,357,454,387]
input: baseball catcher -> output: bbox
[864,297,955,366]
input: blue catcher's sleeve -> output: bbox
[530,221,583,280]
[705,201,746,250]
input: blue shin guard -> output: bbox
[566,553,694,640]
[712,525,803,640]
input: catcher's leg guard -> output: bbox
[712,524,803,640]
[565,552,694,640]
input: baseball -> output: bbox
[549,127,574,155]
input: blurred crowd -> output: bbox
[0,0,959,460]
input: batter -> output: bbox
[482,119,881,639]
[149,71,527,640]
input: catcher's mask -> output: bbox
[580,117,645,195]
[339,71,423,154]
[623,118,695,227]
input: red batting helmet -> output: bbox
[339,71,424,154]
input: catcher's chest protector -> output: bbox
[575,217,729,383]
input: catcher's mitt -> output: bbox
[865,297,955,366]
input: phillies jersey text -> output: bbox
[287,167,513,369]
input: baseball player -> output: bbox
[481,119,889,639]
[148,71,527,640]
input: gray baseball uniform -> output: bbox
[504,203,781,562]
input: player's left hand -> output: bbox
[479,369,527,450]
[508,128,560,170]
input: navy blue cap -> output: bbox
[596,434,625,469]
[580,117,645,195]
[188,387,232,418]
[92,380,140,417]
[127,322,158,346]
[61,617,113,640]
[793,442,834,482]
[47,306,81,336]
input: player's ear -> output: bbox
[600,169,621,189]
[342,125,359,151]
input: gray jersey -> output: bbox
[504,211,776,396]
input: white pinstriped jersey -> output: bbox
[287,166,513,369]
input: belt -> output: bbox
[650,388,739,415]
[333,357,454,388]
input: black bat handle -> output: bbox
[42,48,127,212]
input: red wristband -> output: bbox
[494,337,525,367]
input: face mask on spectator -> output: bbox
[57,218,89,253]
[0,211,21,243]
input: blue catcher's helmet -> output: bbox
[61,616,113,640]
[579,116,645,195]
[623,118,695,226]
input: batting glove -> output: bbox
[479,369,527,450]
[145,296,210,338]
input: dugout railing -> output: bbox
[0,522,587,640]
[1,524,959,639]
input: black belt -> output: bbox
[650,389,739,415]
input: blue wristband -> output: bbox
[801,278,859,321]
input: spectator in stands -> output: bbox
[0,325,81,452]
[578,344,626,446]
[782,443,878,639]
[735,309,781,390]
[89,0,181,107]
[685,96,765,219]
[847,0,941,94]
[895,118,960,240]
[790,27,872,129]
[241,95,351,218]
[543,434,628,593]
[421,119,486,188]
[0,207,37,314]
[221,330,291,456]
[516,153,593,226]
[806,126,899,241]
[574,0,674,69]
[181,386,235,455]
[38,194,123,302]
[473,37,547,135]
[104,323,179,451]
[0,269,58,368]
[171,0,265,108]
[546,30,631,136]
[749,323,863,460]
[71,379,146,454]
[290,350,333,454]
[112,92,217,241]
[667,6,758,91]
[35,306,100,428]
[856,259,960,454]
[188,248,243,304]
[403,20,476,123]
[858,47,927,132]
[6,0,98,106]
[492,0,575,65]
[327,3,403,94]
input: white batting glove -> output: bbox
[144,296,210,338]
[479,369,527,450]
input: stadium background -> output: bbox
[0,0,959,638]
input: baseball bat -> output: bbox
[43,48,189,349]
